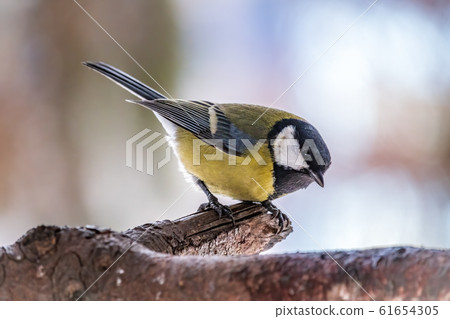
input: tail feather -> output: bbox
[83,61,166,100]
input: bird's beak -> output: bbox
[308,170,324,188]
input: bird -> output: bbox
[83,61,331,230]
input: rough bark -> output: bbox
[0,203,448,301]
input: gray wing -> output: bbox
[129,99,256,156]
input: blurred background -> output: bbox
[0,0,448,253]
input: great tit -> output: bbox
[84,62,331,229]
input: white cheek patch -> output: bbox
[273,125,309,170]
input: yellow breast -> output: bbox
[174,129,275,202]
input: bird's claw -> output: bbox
[198,200,236,226]
[197,202,210,212]
[261,200,289,233]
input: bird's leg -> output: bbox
[196,179,235,225]
[261,200,288,231]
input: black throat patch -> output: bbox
[270,165,314,199]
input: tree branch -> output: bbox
[123,202,292,255]
[0,203,448,300]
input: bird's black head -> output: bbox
[267,118,331,198]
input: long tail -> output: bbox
[83,61,166,100]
